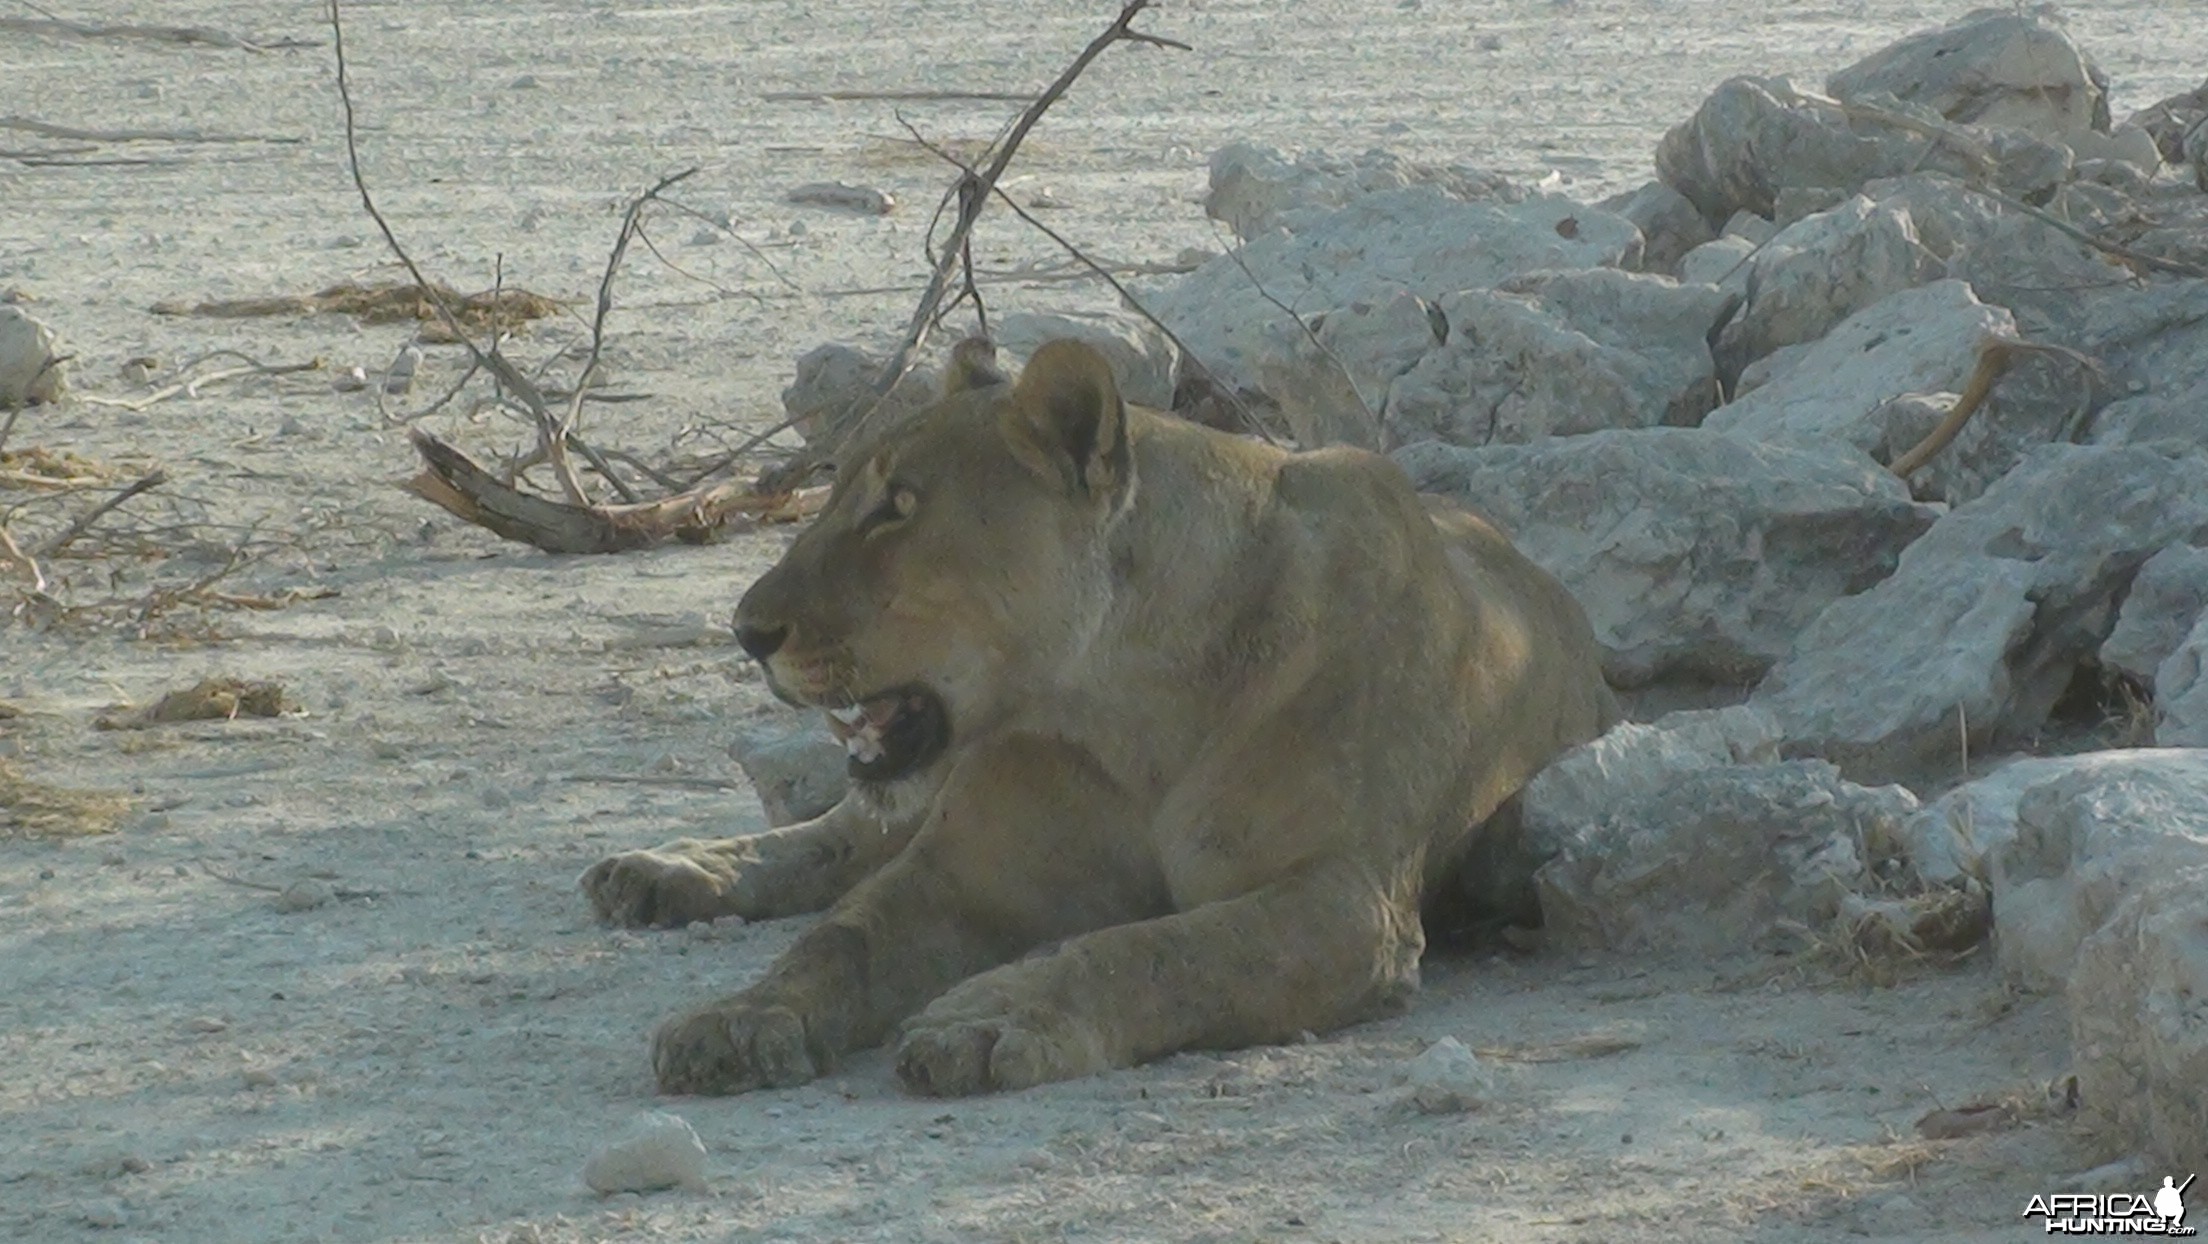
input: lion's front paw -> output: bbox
[894,1003,1110,1097]
[579,844,735,928]
[651,1000,819,1095]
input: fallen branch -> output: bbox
[0,115,301,144]
[1973,185,2208,281]
[1887,339,2101,479]
[0,16,313,52]
[403,431,827,554]
[37,469,168,559]
[763,89,1035,103]
[79,358,323,412]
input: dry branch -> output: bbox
[763,89,1035,103]
[902,123,1278,444]
[404,432,827,555]
[848,0,1184,447]
[37,470,167,558]
[0,115,301,144]
[0,16,312,53]
[1887,339,2100,479]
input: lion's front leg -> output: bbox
[894,858,1423,1096]
[651,737,1164,1095]
[579,794,917,928]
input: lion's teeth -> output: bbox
[827,706,866,725]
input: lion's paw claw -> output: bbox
[579,847,731,928]
[894,1010,1103,1097]
[651,1002,817,1096]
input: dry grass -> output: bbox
[151,280,567,339]
[0,760,132,837]
[0,446,123,491]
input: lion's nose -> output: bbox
[735,622,789,662]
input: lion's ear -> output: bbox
[942,336,1006,395]
[1003,339,1132,506]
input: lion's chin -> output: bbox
[820,685,950,784]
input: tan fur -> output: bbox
[581,339,1617,1096]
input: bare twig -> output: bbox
[0,115,300,144]
[559,166,699,504]
[0,16,314,52]
[1972,185,2208,281]
[36,470,168,559]
[327,0,598,506]
[762,89,1035,103]
[1887,339,2101,479]
[79,358,323,412]
[0,522,47,594]
[560,773,745,791]
[1213,221,1378,436]
[855,0,1183,438]
[900,124,1277,444]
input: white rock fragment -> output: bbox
[78,1198,127,1230]
[1397,1036,1494,1114]
[0,304,68,407]
[995,309,1178,410]
[1203,141,1523,241]
[786,181,895,215]
[730,721,847,826]
[331,365,369,393]
[2160,613,2208,747]
[581,1111,709,1197]
[1825,8,2109,140]
[383,343,421,396]
[1145,186,1639,395]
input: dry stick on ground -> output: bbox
[33,469,168,560]
[0,16,313,52]
[901,122,1279,445]
[1886,338,2101,480]
[838,0,1187,453]
[79,358,323,412]
[762,89,1035,103]
[0,115,300,145]
[403,431,828,553]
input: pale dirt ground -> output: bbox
[2,2,2202,1241]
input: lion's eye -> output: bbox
[862,485,917,532]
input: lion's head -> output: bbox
[734,339,1137,784]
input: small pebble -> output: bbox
[581,1111,709,1196]
[241,1067,278,1089]
[186,1016,229,1034]
[79,1198,127,1229]
[331,365,369,393]
[1397,1036,1495,1114]
[273,879,334,913]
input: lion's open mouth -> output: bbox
[820,685,949,783]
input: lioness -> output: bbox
[582,339,1616,1097]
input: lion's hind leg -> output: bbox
[893,856,1424,1096]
